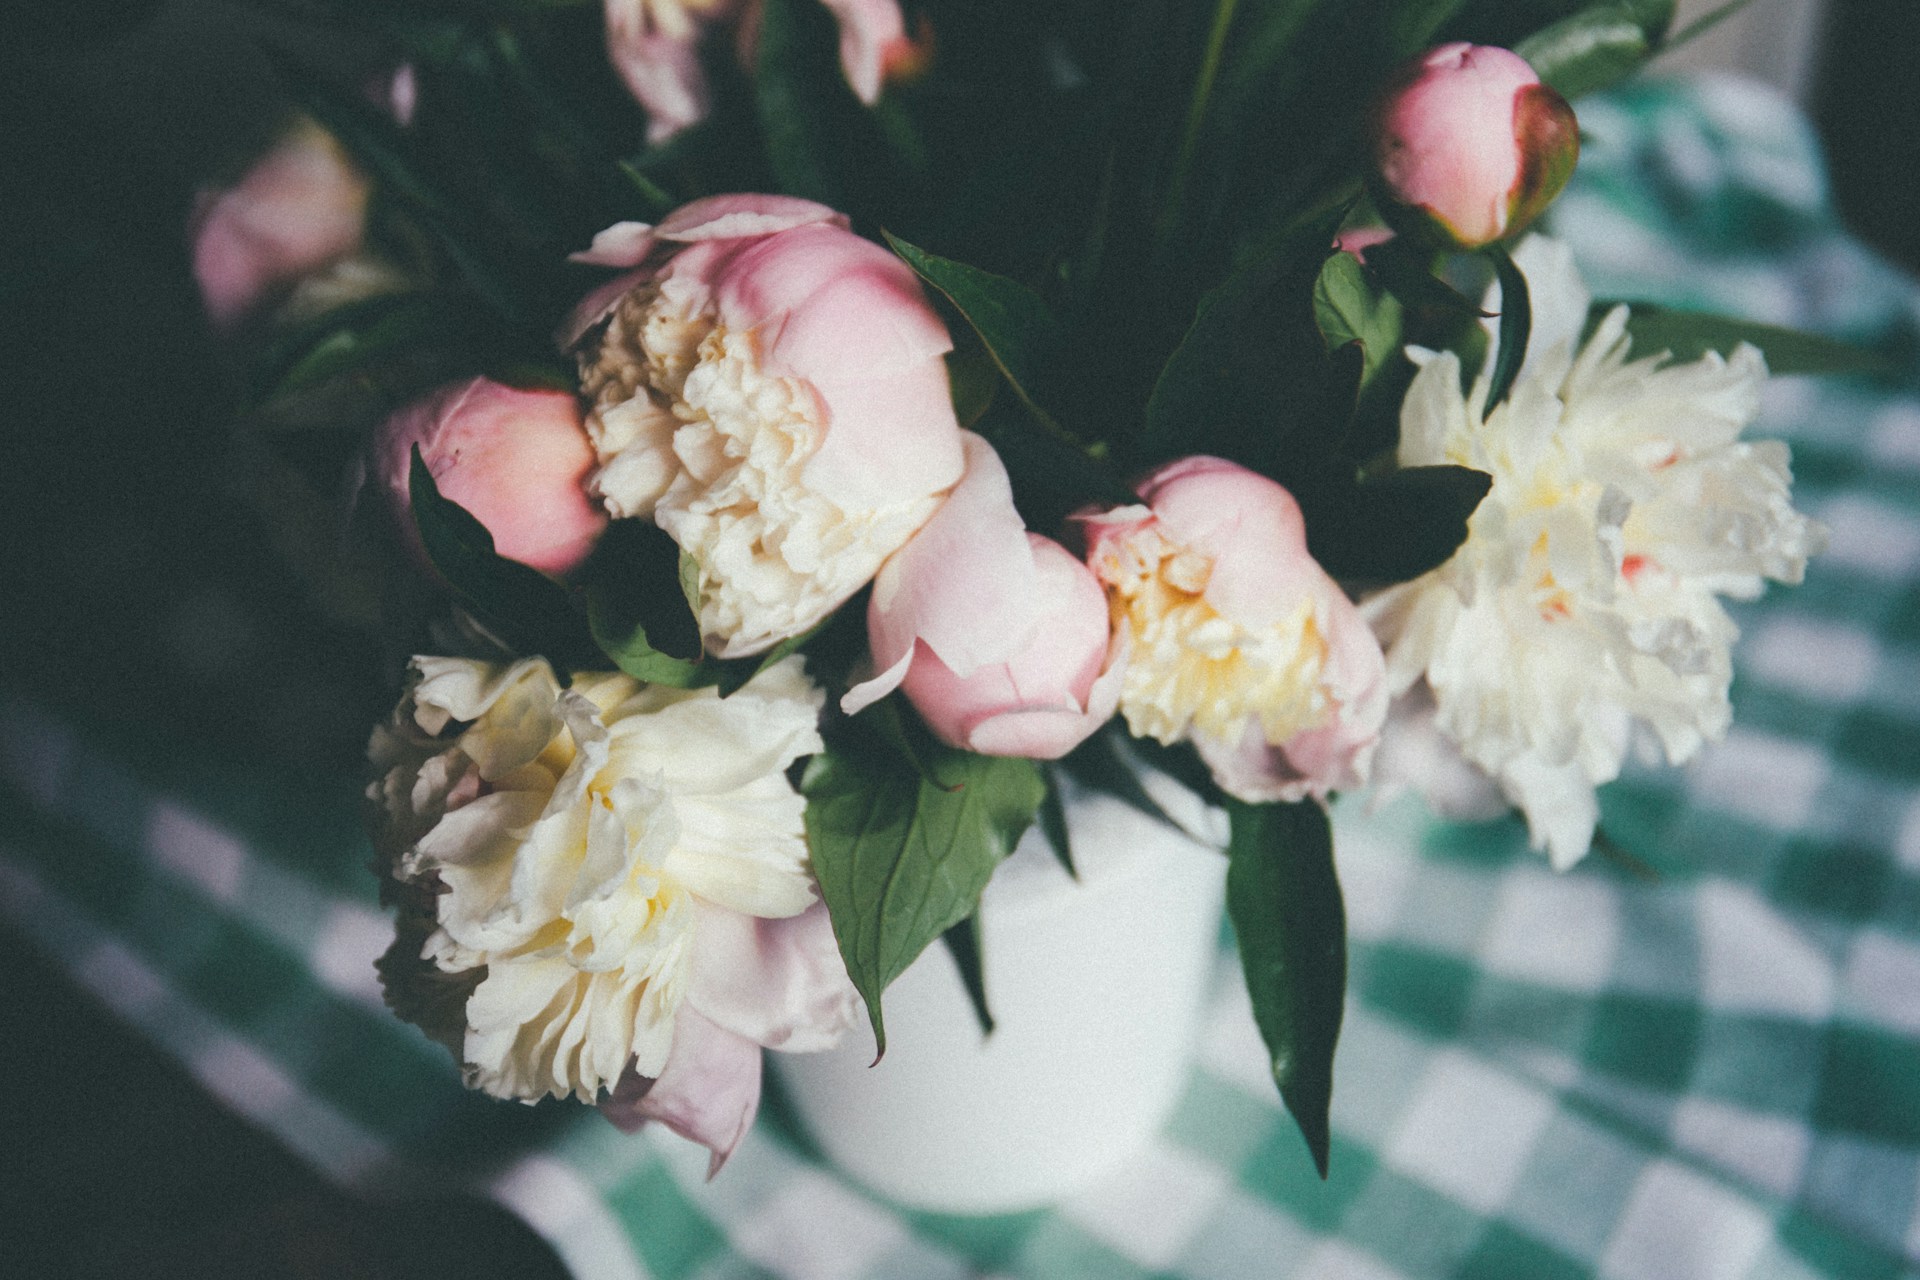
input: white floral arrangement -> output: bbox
[202,0,1846,1179]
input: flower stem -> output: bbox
[1161,0,1242,238]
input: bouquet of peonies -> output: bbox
[202,0,1844,1180]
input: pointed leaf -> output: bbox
[884,232,1065,427]
[802,709,1046,1057]
[1313,251,1406,394]
[1038,766,1077,880]
[1516,5,1654,99]
[1484,242,1532,417]
[754,0,845,205]
[1226,797,1345,1177]
[409,449,596,666]
[1304,465,1492,584]
[941,914,995,1038]
[1611,304,1890,377]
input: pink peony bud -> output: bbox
[608,0,908,145]
[842,433,1123,758]
[190,121,370,327]
[1077,457,1387,804]
[1369,43,1579,250]
[568,194,964,659]
[372,378,607,578]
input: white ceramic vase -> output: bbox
[773,781,1228,1214]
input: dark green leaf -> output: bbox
[1304,465,1492,584]
[803,709,1047,1057]
[1141,218,1346,475]
[1516,5,1653,99]
[586,596,704,688]
[1367,237,1487,318]
[884,232,1065,429]
[1313,251,1406,394]
[1610,305,1891,377]
[1484,242,1532,417]
[755,0,844,204]
[1226,798,1345,1177]
[269,295,454,400]
[1038,767,1077,880]
[941,915,995,1038]
[409,450,595,666]
[1056,728,1183,833]
[1387,0,1471,54]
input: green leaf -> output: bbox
[1312,251,1405,395]
[884,233,1065,429]
[1516,5,1654,99]
[268,294,453,400]
[1387,0,1471,54]
[586,596,703,688]
[1226,798,1345,1177]
[1610,304,1892,377]
[1303,465,1492,584]
[1038,767,1077,880]
[677,549,705,624]
[409,450,595,666]
[803,707,1047,1057]
[1056,728,1183,834]
[941,915,995,1038]
[1141,218,1346,476]
[1484,242,1532,416]
[755,0,844,205]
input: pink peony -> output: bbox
[1369,43,1579,250]
[607,0,910,145]
[567,194,964,659]
[190,121,370,327]
[842,433,1123,758]
[372,378,607,578]
[1078,457,1387,803]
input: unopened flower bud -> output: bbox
[1369,43,1579,250]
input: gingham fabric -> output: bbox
[4,75,1918,1279]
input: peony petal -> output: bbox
[711,224,950,379]
[847,433,1036,695]
[686,900,858,1052]
[654,193,848,242]
[568,221,657,268]
[600,1008,764,1178]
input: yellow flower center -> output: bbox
[1094,524,1332,749]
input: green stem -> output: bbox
[1161,0,1242,236]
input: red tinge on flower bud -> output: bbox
[1368,42,1579,250]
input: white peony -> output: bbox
[369,655,854,1112]
[1364,237,1824,866]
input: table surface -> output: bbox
[5,76,1919,1280]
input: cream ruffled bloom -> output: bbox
[1078,457,1386,804]
[571,196,963,660]
[1364,237,1824,866]
[370,655,847,1108]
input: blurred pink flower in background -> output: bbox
[190,120,370,327]
[1080,457,1387,803]
[372,377,608,578]
[607,0,910,143]
[1368,42,1579,249]
[843,433,1123,759]
[569,194,964,658]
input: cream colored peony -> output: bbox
[1364,237,1824,866]
[570,196,964,660]
[370,654,855,1165]
[1077,457,1386,804]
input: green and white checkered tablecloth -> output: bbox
[4,75,1919,1279]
